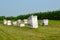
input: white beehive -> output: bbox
[12,21,17,26]
[23,19,28,24]
[41,19,48,26]
[17,19,21,26]
[20,23,25,27]
[28,15,38,28]
[7,20,12,25]
[17,19,21,22]
[3,19,7,25]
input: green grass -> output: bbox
[0,20,60,40]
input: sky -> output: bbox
[0,0,60,16]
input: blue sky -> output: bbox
[0,0,60,16]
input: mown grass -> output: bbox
[0,20,60,40]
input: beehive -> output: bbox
[28,15,38,28]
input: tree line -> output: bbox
[0,10,60,20]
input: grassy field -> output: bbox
[0,20,60,40]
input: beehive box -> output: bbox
[12,21,17,26]
[20,23,25,27]
[7,20,12,25]
[23,19,28,24]
[28,15,38,28]
[17,19,21,26]
[41,19,48,26]
[3,19,7,25]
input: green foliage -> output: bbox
[0,10,60,20]
[5,16,17,20]
[34,10,60,20]
[0,16,5,20]
[16,14,32,20]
